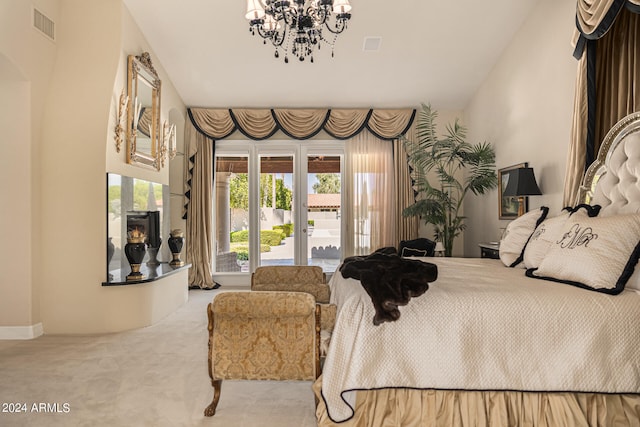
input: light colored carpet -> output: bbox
[0,289,318,427]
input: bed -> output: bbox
[314,112,640,426]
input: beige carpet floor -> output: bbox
[0,289,318,427]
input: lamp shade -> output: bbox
[246,0,265,20]
[503,167,542,197]
[333,0,352,13]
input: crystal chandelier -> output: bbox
[245,0,352,63]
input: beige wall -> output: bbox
[462,0,577,256]
[0,0,188,337]
[0,73,33,330]
[0,0,60,337]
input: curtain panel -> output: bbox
[183,123,215,288]
[563,2,640,206]
[344,131,397,257]
[394,126,419,243]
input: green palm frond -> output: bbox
[402,103,497,256]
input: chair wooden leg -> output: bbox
[204,379,222,417]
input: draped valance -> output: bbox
[187,108,416,141]
[572,0,640,58]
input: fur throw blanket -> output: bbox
[339,250,438,325]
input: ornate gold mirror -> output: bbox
[127,52,161,170]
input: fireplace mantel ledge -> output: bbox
[102,262,191,286]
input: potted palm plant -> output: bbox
[402,104,497,257]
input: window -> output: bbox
[214,142,344,275]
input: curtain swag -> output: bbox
[188,108,416,142]
[573,0,640,59]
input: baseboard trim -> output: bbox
[0,323,44,340]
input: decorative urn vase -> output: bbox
[107,237,115,280]
[125,228,147,281]
[146,237,161,266]
[168,229,185,267]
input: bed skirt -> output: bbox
[313,377,640,426]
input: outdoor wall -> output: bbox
[462,0,576,256]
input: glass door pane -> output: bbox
[215,156,248,273]
[259,155,295,267]
[307,155,342,273]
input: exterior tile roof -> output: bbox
[307,193,341,208]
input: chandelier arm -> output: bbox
[307,5,328,26]
[253,23,287,47]
[271,29,287,47]
[281,6,296,26]
[323,19,349,35]
[254,25,271,39]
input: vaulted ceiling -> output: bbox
[123,0,541,110]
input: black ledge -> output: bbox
[102,262,191,286]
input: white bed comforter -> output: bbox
[321,257,640,423]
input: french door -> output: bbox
[214,141,344,276]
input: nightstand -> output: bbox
[478,242,500,259]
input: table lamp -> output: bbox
[502,167,542,216]
[434,241,445,257]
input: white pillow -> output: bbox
[499,207,549,268]
[626,267,640,292]
[523,205,601,269]
[526,213,640,294]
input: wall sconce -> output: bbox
[159,121,177,168]
[114,89,128,153]
[502,167,542,216]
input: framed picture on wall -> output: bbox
[498,162,528,220]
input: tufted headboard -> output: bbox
[579,112,640,216]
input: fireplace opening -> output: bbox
[126,211,161,248]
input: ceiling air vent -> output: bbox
[33,7,55,41]
[363,37,382,52]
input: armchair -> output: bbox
[251,265,335,356]
[251,265,329,303]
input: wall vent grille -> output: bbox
[33,7,55,41]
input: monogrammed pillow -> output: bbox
[526,213,640,294]
[499,207,549,268]
[523,204,601,269]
